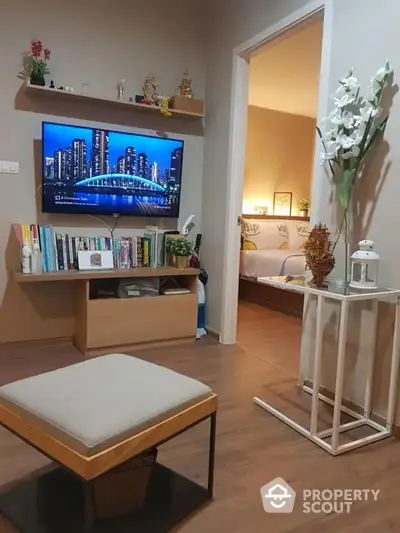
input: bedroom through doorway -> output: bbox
[237,15,324,376]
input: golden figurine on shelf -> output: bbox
[178,68,193,98]
[142,74,158,105]
[304,223,335,288]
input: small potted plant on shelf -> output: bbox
[298,198,311,217]
[166,237,194,270]
[22,39,51,86]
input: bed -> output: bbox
[239,215,310,316]
[240,249,305,279]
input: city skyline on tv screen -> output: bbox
[42,122,184,217]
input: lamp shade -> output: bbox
[349,240,379,290]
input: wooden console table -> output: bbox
[14,267,199,356]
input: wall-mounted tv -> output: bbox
[42,121,184,217]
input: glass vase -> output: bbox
[329,240,352,286]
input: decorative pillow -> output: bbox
[241,219,289,250]
[288,222,310,249]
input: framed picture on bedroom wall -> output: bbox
[273,192,292,216]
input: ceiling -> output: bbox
[248,18,323,118]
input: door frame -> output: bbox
[220,0,334,344]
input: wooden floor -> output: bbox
[1,302,400,531]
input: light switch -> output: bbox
[9,162,19,174]
[0,161,19,174]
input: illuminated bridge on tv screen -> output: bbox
[75,174,166,192]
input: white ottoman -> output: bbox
[0,354,217,527]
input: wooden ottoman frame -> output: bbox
[0,393,217,531]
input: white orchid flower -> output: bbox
[320,150,337,166]
[375,60,393,82]
[342,112,355,129]
[364,86,378,103]
[352,121,367,142]
[338,134,356,150]
[360,103,378,123]
[318,61,392,177]
[328,108,340,119]
[334,92,357,108]
[320,140,339,165]
[335,85,346,97]
[341,75,359,91]
[350,132,367,147]
[330,113,344,126]
[323,128,338,141]
[325,140,339,153]
[372,77,381,92]
[342,145,361,160]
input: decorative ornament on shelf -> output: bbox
[158,95,172,117]
[254,205,268,215]
[317,60,394,283]
[117,79,125,101]
[142,74,158,105]
[180,214,196,237]
[298,198,311,217]
[304,223,335,288]
[22,39,51,86]
[177,68,193,98]
[349,240,379,290]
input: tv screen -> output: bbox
[42,122,184,217]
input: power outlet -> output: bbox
[0,161,19,174]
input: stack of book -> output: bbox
[13,224,167,273]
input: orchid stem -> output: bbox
[332,209,347,253]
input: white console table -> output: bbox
[254,276,400,456]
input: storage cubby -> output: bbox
[14,267,199,356]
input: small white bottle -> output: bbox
[30,239,43,275]
[22,239,32,274]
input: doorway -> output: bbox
[220,0,334,345]
[237,16,323,373]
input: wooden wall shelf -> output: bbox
[241,214,310,222]
[24,83,204,120]
[13,266,199,283]
[14,266,199,356]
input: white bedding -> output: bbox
[240,249,306,279]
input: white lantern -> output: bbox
[349,240,379,290]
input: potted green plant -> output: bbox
[298,198,311,217]
[22,39,51,86]
[166,237,193,270]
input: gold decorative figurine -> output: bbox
[304,223,335,288]
[142,74,158,105]
[178,68,193,98]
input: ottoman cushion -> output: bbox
[0,354,212,457]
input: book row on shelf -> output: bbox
[13,223,168,273]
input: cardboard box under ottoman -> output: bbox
[0,354,217,531]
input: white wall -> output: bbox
[0,0,206,342]
[201,0,314,334]
[306,0,400,420]
[204,0,400,419]
[243,106,315,215]
[312,0,400,281]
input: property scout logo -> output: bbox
[260,478,380,514]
